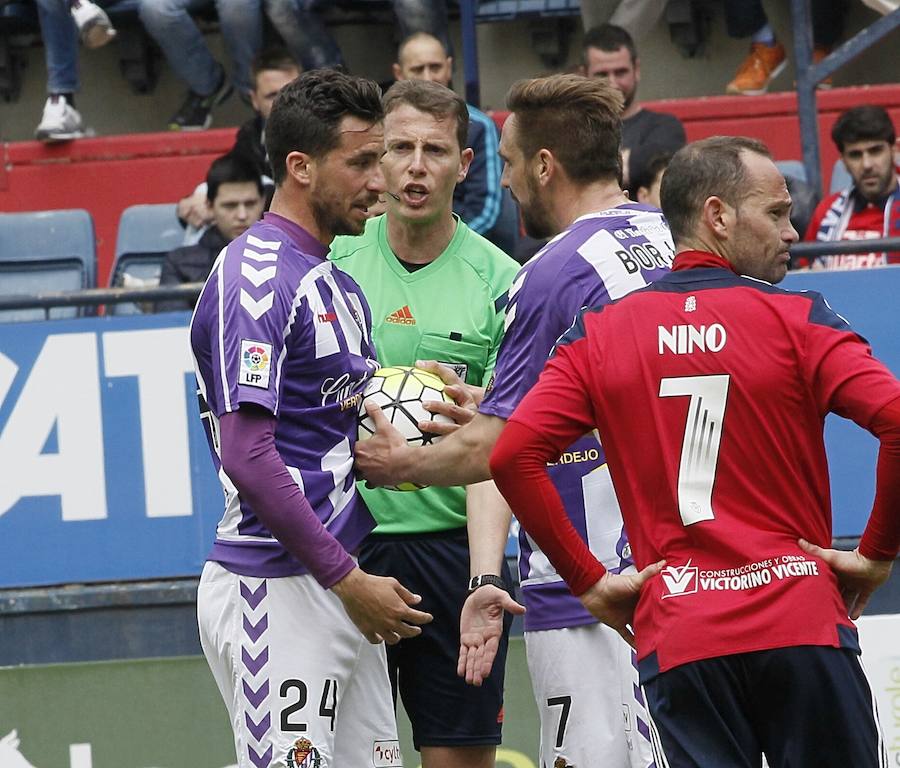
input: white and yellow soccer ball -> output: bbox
[357,365,454,491]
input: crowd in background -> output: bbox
[18,0,900,287]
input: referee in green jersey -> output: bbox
[330,80,519,768]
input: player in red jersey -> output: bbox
[488,136,900,767]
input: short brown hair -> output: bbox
[506,74,624,184]
[383,79,469,152]
[660,136,771,246]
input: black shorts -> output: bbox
[640,634,888,768]
[359,528,513,750]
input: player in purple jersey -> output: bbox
[355,74,672,768]
[190,69,431,768]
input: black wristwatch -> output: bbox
[468,574,508,594]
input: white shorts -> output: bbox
[198,561,402,768]
[525,622,654,768]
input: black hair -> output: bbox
[265,69,384,185]
[831,105,896,153]
[206,152,265,203]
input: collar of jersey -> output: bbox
[377,213,465,281]
[672,249,739,275]
[262,211,329,260]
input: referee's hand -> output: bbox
[332,567,433,644]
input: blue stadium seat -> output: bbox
[115,203,184,257]
[109,204,183,315]
[0,209,97,322]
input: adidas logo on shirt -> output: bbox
[386,305,416,325]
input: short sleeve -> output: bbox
[214,242,304,416]
[479,258,577,419]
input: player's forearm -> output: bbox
[860,396,900,561]
[466,480,512,576]
[491,420,606,594]
[220,409,355,587]
[405,413,504,487]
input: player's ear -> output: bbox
[285,151,314,188]
[458,147,474,182]
[535,148,554,187]
[703,195,731,239]
[392,62,403,81]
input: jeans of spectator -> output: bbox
[139,0,262,96]
[580,0,668,41]
[393,0,450,55]
[265,0,343,70]
[724,0,848,48]
[35,0,113,93]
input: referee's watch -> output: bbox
[468,574,508,594]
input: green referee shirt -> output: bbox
[329,213,519,534]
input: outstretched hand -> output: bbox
[458,585,526,686]
[798,539,893,620]
[578,560,666,648]
[332,567,433,644]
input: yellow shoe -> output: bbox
[726,42,788,95]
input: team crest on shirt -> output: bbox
[239,340,272,388]
[553,757,573,767]
[286,737,322,767]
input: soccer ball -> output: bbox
[358,366,454,491]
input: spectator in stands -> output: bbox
[803,105,900,270]
[582,24,686,189]
[628,149,670,207]
[157,153,264,311]
[176,48,299,231]
[724,0,848,95]
[33,0,117,141]
[579,0,667,42]
[139,0,257,130]
[393,32,504,242]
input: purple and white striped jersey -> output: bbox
[190,212,378,578]
[480,205,674,631]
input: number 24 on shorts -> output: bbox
[280,678,338,732]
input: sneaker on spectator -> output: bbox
[812,45,833,89]
[726,42,787,95]
[35,95,85,142]
[70,0,117,49]
[168,68,233,131]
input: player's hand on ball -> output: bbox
[798,539,893,619]
[416,359,486,407]
[332,567,433,644]
[578,560,666,648]
[355,400,411,487]
[458,585,525,686]
[415,360,479,435]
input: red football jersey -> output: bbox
[506,250,900,675]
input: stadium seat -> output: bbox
[115,203,184,256]
[109,204,183,315]
[0,209,97,322]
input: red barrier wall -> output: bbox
[1,129,236,284]
[2,84,899,285]
[491,83,900,191]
